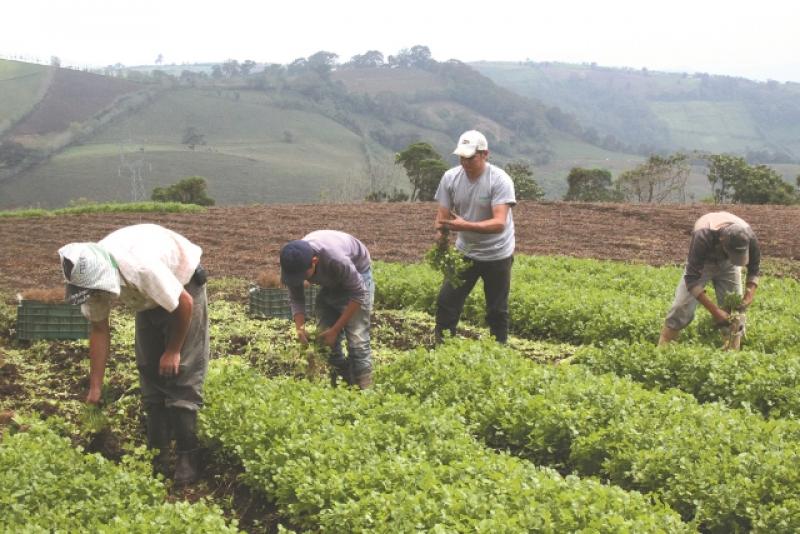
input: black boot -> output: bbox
[170,408,200,486]
[329,362,354,387]
[144,403,171,477]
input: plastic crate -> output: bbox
[248,285,318,319]
[17,300,90,341]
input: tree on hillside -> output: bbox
[706,154,749,204]
[395,142,448,201]
[505,161,544,200]
[223,60,241,78]
[388,45,433,68]
[563,167,620,201]
[617,153,689,203]
[151,176,215,206]
[182,127,206,150]
[348,50,384,68]
[706,154,797,205]
[731,164,797,204]
[240,60,257,76]
[307,51,339,77]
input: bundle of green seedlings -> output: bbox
[425,228,468,289]
[721,292,746,350]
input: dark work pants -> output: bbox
[435,255,513,344]
[135,278,209,412]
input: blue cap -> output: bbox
[280,240,314,286]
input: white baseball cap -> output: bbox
[58,243,121,304]
[453,130,488,158]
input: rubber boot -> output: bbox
[144,403,171,477]
[170,408,200,486]
[658,325,680,346]
[329,363,353,387]
[354,371,373,390]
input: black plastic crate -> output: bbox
[17,300,90,341]
[248,285,318,319]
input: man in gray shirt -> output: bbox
[280,230,374,388]
[434,130,517,343]
[659,211,761,345]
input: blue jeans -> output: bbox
[316,269,374,377]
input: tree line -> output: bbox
[378,142,799,206]
[563,153,799,205]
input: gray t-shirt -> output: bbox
[287,230,372,317]
[434,162,516,261]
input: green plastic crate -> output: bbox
[248,285,318,319]
[17,300,90,341]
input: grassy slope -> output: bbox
[472,60,798,155]
[0,88,378,207]
[3,61,792,207]
[0,60,51,132]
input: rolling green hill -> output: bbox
[0,60,51,135]
[2,56,798,209]
[471,60,800,159]
[0,88,382,207]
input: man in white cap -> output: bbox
[659,211,761,345]
[59,223,208,485]
[433,129,516,344]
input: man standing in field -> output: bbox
[433,129,517,344]
[280,230,375,389]
[659,211,761,345]
[59,224,208,485]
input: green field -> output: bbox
[0,60,51,133]
[0,88,381,207]
[649,100,760,152]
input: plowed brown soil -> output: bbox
[1,201,798,293]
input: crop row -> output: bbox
[374,256,800,352]
[201,358,689,533]
[574,340,800,419]
[380,339,800,532]
[0,420,239,532]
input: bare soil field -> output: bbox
[1,201,798,293]
[10,68,142,136]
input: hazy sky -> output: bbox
[2,0,798,82]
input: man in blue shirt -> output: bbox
[280,230,374,388]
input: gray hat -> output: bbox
[720,223,750,266]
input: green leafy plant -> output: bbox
[424,229,469,288]
[722,292,744,312]
[79,404,109,433]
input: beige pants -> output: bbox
[664,260,742,331]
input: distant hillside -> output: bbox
[2,54,798,209]
[472,61,800,162]
[0,60,52,136]
[0,56,628,207]
[10,67,142,136]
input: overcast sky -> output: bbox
[2,0,798,83]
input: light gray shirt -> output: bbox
[434,162,516,261]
